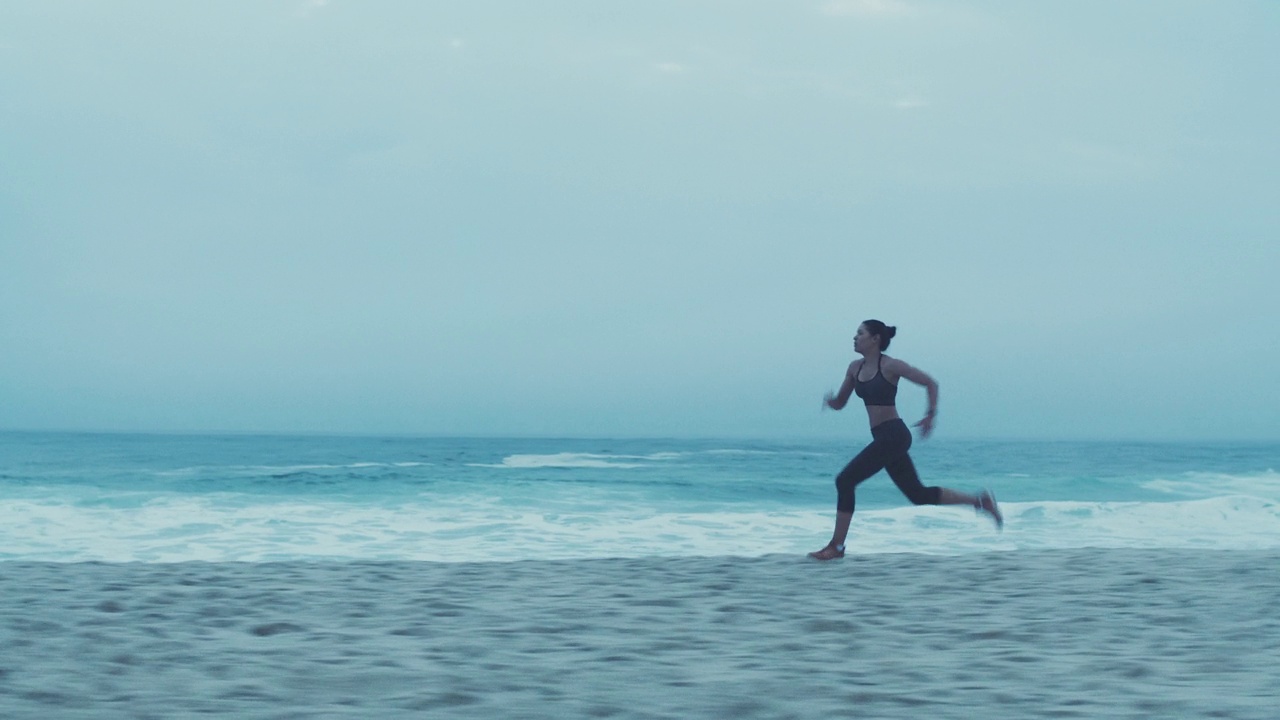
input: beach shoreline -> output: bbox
[1,548,1276,719]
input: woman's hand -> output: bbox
[914,414,936,438]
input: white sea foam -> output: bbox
[1,495,1275,563]
[469,452,682,470]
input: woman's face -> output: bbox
[853,324,874,354]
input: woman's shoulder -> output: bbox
[881,355,931,383]
[880,354,906,375]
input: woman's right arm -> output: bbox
[823,361,859,410]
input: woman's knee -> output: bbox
[834,474,860,512]
[905,485,942,506]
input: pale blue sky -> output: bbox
[2,1,1277,440]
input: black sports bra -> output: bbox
[853,355,897,407]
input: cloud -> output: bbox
[893,95,929,110]
[820,0,919,18]
[654,62,685,74]
[297,0,329,18]
[1059,141,1157,183]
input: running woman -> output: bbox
[809,320,1002,561]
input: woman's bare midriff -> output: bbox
[865,405,901,429]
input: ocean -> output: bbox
[3,431,1276,563]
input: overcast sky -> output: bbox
[2,1,1276,441]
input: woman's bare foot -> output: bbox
[977,489,1003,531]
[807,544,845,561]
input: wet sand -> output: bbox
[1,548,1276,719]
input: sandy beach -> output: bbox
[1,548,1276,719]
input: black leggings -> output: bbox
[835,419,941,512]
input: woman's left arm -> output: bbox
[888,358,939,437]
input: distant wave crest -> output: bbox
[469,452,681,470]
[155,462,432,478]
[1142,470,1280,501]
